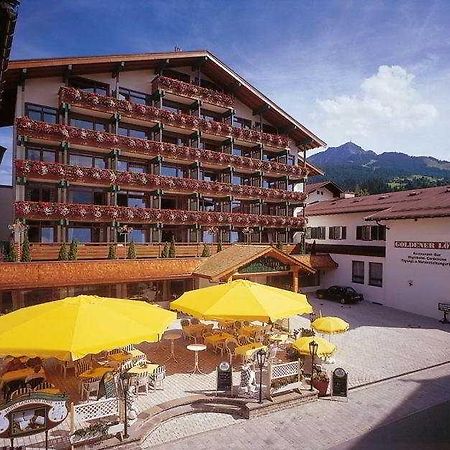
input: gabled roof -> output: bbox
[305,180,343,196]
[0,50,326,154]
[305,185,450,220]
[290,254,338,270]
[194,244,314,281]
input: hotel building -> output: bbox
[0,50,334,310]
[304,184,450,320]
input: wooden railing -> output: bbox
[28,242,297,261]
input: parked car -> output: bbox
[315,286,364,304]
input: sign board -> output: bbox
[438,303,450,324]
[216,361,232,392]
[0,393,69,442]
[331,368,348,398]
[239,256,290,274]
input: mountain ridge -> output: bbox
[307,142,450,194]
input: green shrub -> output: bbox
[21,236,31,262]
[216,239,223,253]
[201,243,211,257]
[68,240,78,260]
[127,241,136,259]
[161,241,170,258]
[107,244,117,259]
[6,242,18,262]
[58,242,69,261]
[169,236,176,258]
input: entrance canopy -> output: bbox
[193,244,315,283]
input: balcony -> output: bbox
[16,118,307,179]
[152,75,234,109]
[59,87,290,150]
[15,160,307,203]
[15,201,306,229]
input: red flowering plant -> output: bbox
[17,117,308,179]
[14,201,306,228]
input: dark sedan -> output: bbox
[316,286,364,304]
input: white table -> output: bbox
[163,330,183,363]
[186,344,207,375]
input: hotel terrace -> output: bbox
[0,50,335,309]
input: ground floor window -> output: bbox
[369,262,383,287]
[300,271,321,287]
[352,261,364,284]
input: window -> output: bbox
[25,183,56,202]
[202,171,218,182]
[69,77,109,96]
[233,116,252,129]
[356,225,386,241]
[255,122,278,134]
[162,69,190,83]
[68,227,92,243]
[117,191,146,208]
[118,125,147,139]
[369,262,383,287]
[329,226,347,240]
[68,188,106,205]
[160,165,186,178]
[161,99,190,115]
[201,109,223,122]
[69,153,106,169]
[306,226,326,240]
[27,222,55,243]
[130,228,146,243]
[25,103,58,124]
[70,116,107,132]
[118,87,148,105]
[195,77,220,91]
[25,146,56,163]
[352,261,365,284]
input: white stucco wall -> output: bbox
[306,188,336,205]
[383,217,450,320]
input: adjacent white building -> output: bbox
[302,183,450,320]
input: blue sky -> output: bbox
[1,0,450,184]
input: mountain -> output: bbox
[307,142,450,194]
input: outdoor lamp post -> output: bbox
[255,348,267,404]
[120,372,130,439]
[8,219,28,245]
[309,340,318,391]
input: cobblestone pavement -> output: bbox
[146,363,450,449]
[141,297,450,448]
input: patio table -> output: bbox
[0,367,45,388]
[78,367,112,380]
[187,344,207,375]
[241,325,265,336]
[204,332,234,346]
[107,352,132,364]
[235,343,267,359]
[34,387,61,395]
[127,363,159,377]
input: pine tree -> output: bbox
[276,239,284,252]
[21,235,31,262]
[6,242,18,262]
[161,241,170,258]
[127,241,136,259]
[68,240,78,260]
[169,236,176,258]
[108,244,117,259]
[201,243,211,257]
[58,242,69,261]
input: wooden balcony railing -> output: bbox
[59,87,290,149]
[15,201,306,228]
[17,117,308,178]
[152,75,234,109]
[15,159,307,203]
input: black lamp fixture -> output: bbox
[309,340,318,391]
[255,348,267,404]
[120,372,130,439]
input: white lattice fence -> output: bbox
[266,360,302,400]
[71,397,119,432]
[271,361,300,379]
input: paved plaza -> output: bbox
[141,296,450,448]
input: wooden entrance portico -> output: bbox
[193,245,315,292]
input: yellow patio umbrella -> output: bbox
[170,279,312,322]
[293,336,336,357]
[0,295,176,361]
[311,316,349,334]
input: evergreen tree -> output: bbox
[276,240,284,252]
[107,244,117,259]
[6,242,18,262]
[58,242,69,261]
[201,243,211,257]
[68,240,78,260]
[169,236,176,258]
[21,235,31,262]
[127,241,136,259]
[161,241,170,258]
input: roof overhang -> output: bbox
[0,50,326,157]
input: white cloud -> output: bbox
[316,65,438,143]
